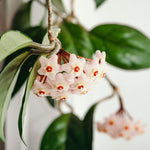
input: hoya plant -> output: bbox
[0,0,149,149]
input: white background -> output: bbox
[5,0,150,150]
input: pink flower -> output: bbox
[93,50,106,65]
[70,74,91,95]
[84,60,102,82]
[32,50,106,100]
[50,90,71,100]
[47,73,74,92]
[32,79,51,97]
[61,54,86,77]
[97,111,145,140]
[38,55,60,80]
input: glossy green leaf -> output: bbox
[0,31,32,62]
[58,24,77,54]
[12,1,32,31]
[59,22,93,58]
[40,113,88,150]
[0,52,30,142]
[94,0,106,8]
[52,0,66,13]
[90,24,150,69]
[83,103,98,150]
[18,58,40,143]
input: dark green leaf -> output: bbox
[0,52,30,142]
[59,22,93,58]
[83,103,98,150]
[52,0,66,14]
[12,55,38,97]
[0,31,32,62]
[18,58,40,143]
[90,24,150,69]
[40,114,88,150]
[12,1,32,31]
[95,0,106,8]
[23,26,47,43]
[46,96,55,108]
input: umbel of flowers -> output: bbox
[32,49,106,100]
[97,109,145,140]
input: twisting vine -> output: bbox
[47,0,53,43]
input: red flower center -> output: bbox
[102,72,105,78]
[60,97,66,100]
[103,129,108,133]
[135,126,139,131]
[57,85,64,90]
[78,85,84,89]
[93,70,99,76]
[119,133,124,137]
[74,66,80,72]
[109,121,114,125]
[38,90,45,95]
[124,126,129,130]
[46,66,53,72]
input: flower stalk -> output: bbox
[105,75,125,110]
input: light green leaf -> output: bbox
[12,1,32,31]
[52,0,66,13]
[94,0,106,8]
[0,31,32,62]
[90,24,150,69]
[18,58,40,143]
[11,26,47,97]
[18,29,52,143]
[0,52,30,142]
[40,114,88,150]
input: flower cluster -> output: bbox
[97,110,145,140]
[32,49,106,100]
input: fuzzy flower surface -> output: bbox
[97,111,145,140]
[32,50,106,100]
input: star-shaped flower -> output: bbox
[32,79,51,97]
[61,54,86,77]
[38,55,60,80]
[97,111,145,140]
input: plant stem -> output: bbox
[71,0,75,17]
[105,75,124,110]
[47,0,53,43]
[98,92,116,104]
[31,41,60,55]
[30,41,55,51]
[34,0,46,7]
[64,101,74,113]
[57,101,63,114]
